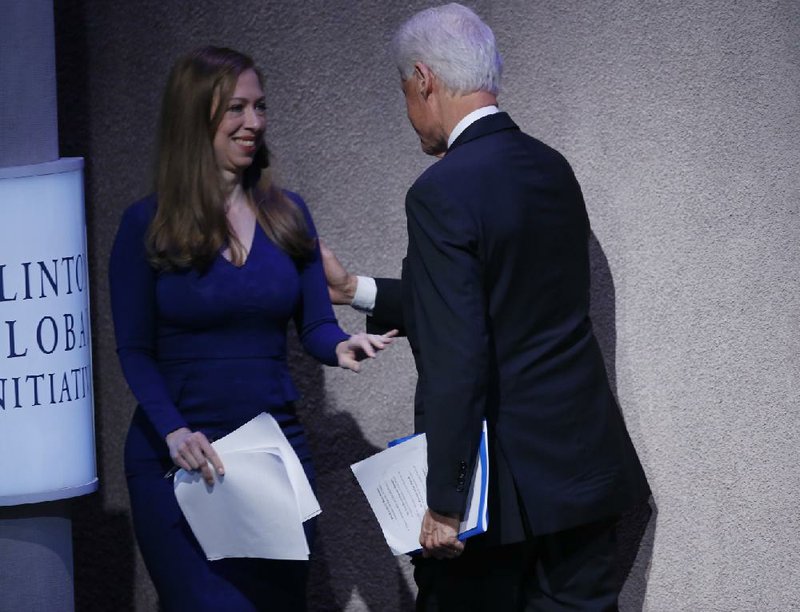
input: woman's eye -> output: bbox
[255,102,267,113]
[228,104,244,113]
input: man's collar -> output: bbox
[447,105,500,149]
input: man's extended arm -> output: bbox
[320,241,406,335]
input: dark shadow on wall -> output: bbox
[288,336,416,611]
[55,2,139,610]
[588,232,656,610]
[617,499,658,611]
[588,233,618,391]
[71,496,137,612]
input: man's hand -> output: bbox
[419,508,465,559]
[320,240,358,305]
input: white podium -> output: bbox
[0,158,98,505]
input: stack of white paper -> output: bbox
[173,412,320,561]
[351,421,489,555]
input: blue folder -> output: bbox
[388,420,489,545]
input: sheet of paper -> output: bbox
[173,412,320,560]
[175,451,309,560]
[212,412,320,521]
[351,421,488,555]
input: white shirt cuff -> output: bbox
[351,276,377,315]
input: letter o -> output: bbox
[75,253,85,292]
[36,316,59,354]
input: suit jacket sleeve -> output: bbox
[405,179,488,516]
[366,277,405,335]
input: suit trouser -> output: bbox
[413,517,619,612]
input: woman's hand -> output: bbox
[335,330,398,372]
[165,427,225,485]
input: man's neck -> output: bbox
[440,90,498,143]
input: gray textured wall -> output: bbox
[54,1,799,610]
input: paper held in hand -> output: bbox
[351,421,489,555]
[172,412,320,561]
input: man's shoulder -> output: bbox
[462,121,570,166]
[418,126,569,182]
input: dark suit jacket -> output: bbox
[369,112,650,542]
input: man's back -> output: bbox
[405,112,650,535]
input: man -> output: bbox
[325,4,650,609]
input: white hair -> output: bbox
[391,3,503,95]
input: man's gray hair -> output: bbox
[391,3,503,95]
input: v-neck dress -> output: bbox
[109,191,348,610]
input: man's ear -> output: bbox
[414,62,435,99]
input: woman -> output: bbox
[109,46,393,610]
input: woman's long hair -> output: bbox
[147,46,313,270]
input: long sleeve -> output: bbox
[108,199,188,440]
[405,179,489,516]
[287,192,349,364]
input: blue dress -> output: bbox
[109,192,348,611]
